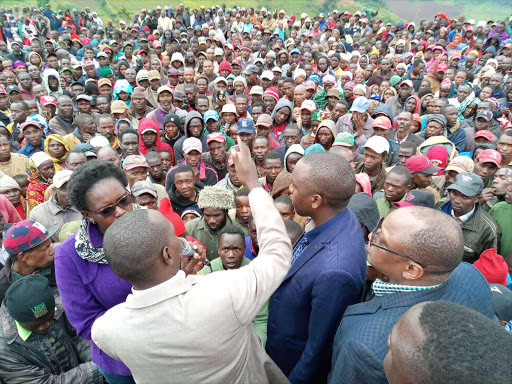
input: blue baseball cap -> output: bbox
[204,110,220,122]
[290,48,301,55]
[237,118,255,134]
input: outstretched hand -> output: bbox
[230,136,261,191]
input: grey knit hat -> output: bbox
[198,186,235,210]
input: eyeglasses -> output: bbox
[369,217,427,269]
[87,192,132,218]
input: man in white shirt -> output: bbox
[92,138,292,383]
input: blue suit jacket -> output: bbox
[328,263,495,384]
[266,209,367,384]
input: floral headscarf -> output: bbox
[458,97,481,122]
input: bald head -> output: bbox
[386,207,463,274]
[104,209,180,285]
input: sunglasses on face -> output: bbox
[87,192,132,218]
[369,217,427,269]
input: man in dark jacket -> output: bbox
[267,152,366,383]
[173,111,209,163]
[49,95,75,136]
[329,206,494,384]
[0,220,58,303]
[440,172,500,264]
[0,274,102,383]
[167,165,202,216]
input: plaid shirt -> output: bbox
[372,279,443,297]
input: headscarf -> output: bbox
[28,51,43,69]
[44,134,70,172]
[115,118,132,134]
[403,95,420,114]
[26,152,54,210]
[457,97,480,122]
[99,66,114,78]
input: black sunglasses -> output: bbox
[87,192,132,218]
[369,217,427,269]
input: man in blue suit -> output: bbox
[329,206,495,384]
[266,152,367,384]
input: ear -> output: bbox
[311,193,323,209]
[162,245,177,267]
[402,262,424,280]
[81,210,93,222]
[406,184,413,192]
[17,251,27,262]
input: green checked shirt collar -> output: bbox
[372,279,443,297]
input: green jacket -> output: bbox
[197,257,269,346]
[185,215,244,261]
[490,202,512,269]
[375,192,406,218]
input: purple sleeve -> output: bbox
[54,238,106,340]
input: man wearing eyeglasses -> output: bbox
[329,206,495,384]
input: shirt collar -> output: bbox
[304,209,347,244]
[372,279,443,297]
[451,204,476,223]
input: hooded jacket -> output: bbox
[168,183,201,216]
[42,68,63,99]
[270,99,294,145]
[137,118,173,158]
[283,144,305,173]
[173,111,209,162]
[418,136,457,162]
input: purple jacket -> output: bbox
[147,106,176,131]
[55,221,133,376]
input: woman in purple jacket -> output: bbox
[55,160,137,384]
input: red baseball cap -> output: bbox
[219,61,232,73]
[405,155,442,175]
[40,95,57,107]
[427,145,449,176]
[474,130,494,142]
[0,86,6,95]
[20,121,42,133]
[477,149,502,167]
[371,116,392,130]
[400,80,414,88]
[207,132,226,145]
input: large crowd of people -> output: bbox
[0,2,511,383]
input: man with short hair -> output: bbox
[64,150,87,171]
[0,274,102,382]
[259,152,284,194]
[440,172,500,263]
[387,112,424,165]
[0,136,29,177]
[49,95,75,136]
[355,136,389,194]
[145,152,165,186]
[6,101,28,144]
[185,186,244,261]
[384,301,512,384]
[168,165,201,216]
[64,114,96,150]
[375,166,412,218]
[119,129,140,160]
[440,104,466,152]
[330,206,495,384]
[97,147,121,167]
[29,171,81,242]
[202,133,229,181]
[147,86,176,131]
[91,140,292,383]
[267,152,366,383]
[498,130,512,167]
